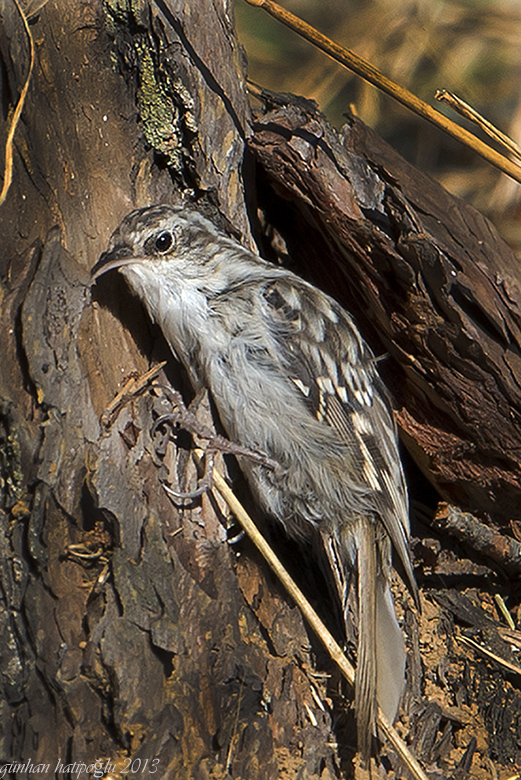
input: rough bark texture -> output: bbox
[1,1,521,779]
[0,2,338,778]
[248,97,521,526]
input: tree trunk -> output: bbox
[0,2,337,777]
[248,96,521,525]
[1,1,520,778]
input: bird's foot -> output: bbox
[152,388,280,502]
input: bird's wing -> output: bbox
[259,275,416,596]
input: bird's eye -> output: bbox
[154,231,174,253]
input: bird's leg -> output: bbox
[163,449,216,502]
[151,388,281,501]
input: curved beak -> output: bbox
[91,245,137,281]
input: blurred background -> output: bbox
[235,0,521,252]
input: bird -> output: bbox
[91,203,417,759]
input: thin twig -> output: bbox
[242,0,521,185]
[101,361,167,427]
[494,594,516,631]
[193,448,429,780]
[0,0,35,206]
[497,627,521,652]
[435,90,521,163]
[457,634,521,676]
[431,503,521,577]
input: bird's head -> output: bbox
[91,204,226,284]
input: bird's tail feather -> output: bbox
[375,576,406,727]
[322,518,407,761]
[355,517,406,761]
[355,516,378,760]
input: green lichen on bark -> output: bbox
[103,0,146,29]
[103,0,185,170]
[0,404,25,510]
[133,40,180,164]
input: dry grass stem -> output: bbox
[457,634,521,676]
[0,0,34,206]
[242,0,521,184]
[494,593,516,630]
[435,90,521,163]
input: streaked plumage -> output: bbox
[92,204,417,758]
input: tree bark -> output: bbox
[248,96,521,526]
[2,1,521,778]
[0,2,337,777]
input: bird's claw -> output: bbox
[164,482,209,502]
[163,450,215,504]
[152,389,283,503]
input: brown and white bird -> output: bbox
[92,204,417,758]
